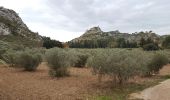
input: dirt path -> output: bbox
[131,79,170,100]
[130,64,170,100]
[0,63,98,100]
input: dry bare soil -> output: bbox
[0,63,170,100]
[0,63,99,100]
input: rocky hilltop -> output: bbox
[0,7,42,47]
[69,26,165,48]
[71,26,160,42]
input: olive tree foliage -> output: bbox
[14,51,42,71]
[163,50,170,63]
[70,49,89,68]
[162,36,170,49]
[147,53,169,74]
[1,49,16,66]
[0,41,10,59]
[87,49,151,85]
[1,48,42,71]
[45,48,77,77]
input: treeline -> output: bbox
[42,36,63,49]
[116,38,138,48]
[68,37,153,49]
[68,38,114,48]
[69,36,170,50]
[41,35,170,50]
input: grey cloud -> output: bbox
[20,0,170,38]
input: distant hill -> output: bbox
[69,26,169,48]
[0,7,42,48]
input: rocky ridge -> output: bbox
[71,26,160,43]
[0,7,42,47]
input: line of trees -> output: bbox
[41,35,170,50]
[116,38,138,48]
[69,36,170,50]
[69,38,114,48]
[42,36,63,49]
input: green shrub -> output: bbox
[45,48,74,77]
[0,59,6,65]
[74,53,89,68]
[147,54,169,74]
[0,49,6,59]
[143,43,159,51]
[1,49,16,67]
[162,36,170,49]
[0,41,9,59]
[87,49,148,85]
[14,50,42,71]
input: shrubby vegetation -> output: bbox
[87,49,169,85]
[162,36,170,49]
[0,47,42,71]
[142,43,159,51]
[147,53,169,75]
[14,50,42,71]
[73,52,89,68]
[87,49,148,84]
[45,48,76,77]
[0,41,10,57]
[2,49,16,67]
[0,41,169,83]
[0,59,6,65]
[140,37,159,51]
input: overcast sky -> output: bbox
[0,0,170,42]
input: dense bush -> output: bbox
[0,59,6,65]
[14,50,42,71]
[0,41,9,59]
[2,49,16,67]
[143,43,159,51]
[2,48,42,71]
[165,50,170,63]
[147,54,169,74]
[0,49,6,59]
[45,48,75,77]
[74,53,89,68]
[162,36,170,49]
[87,49,149,85]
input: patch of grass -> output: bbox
[92,96,112,100]
[90,76,166,100]
[161,75,170,79]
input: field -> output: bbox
[0,62,170,100]
[0,47,170,100]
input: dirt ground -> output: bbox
[130,64,170,100]
[1,63,170,100]
[0,63,99,100]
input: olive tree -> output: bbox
[87,49,150,85]
[45,48,77,77]
[147,53,169,74]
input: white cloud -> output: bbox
[134,2,154,10]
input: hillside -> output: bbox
[0,7,42,48]
[69,26,168,48]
